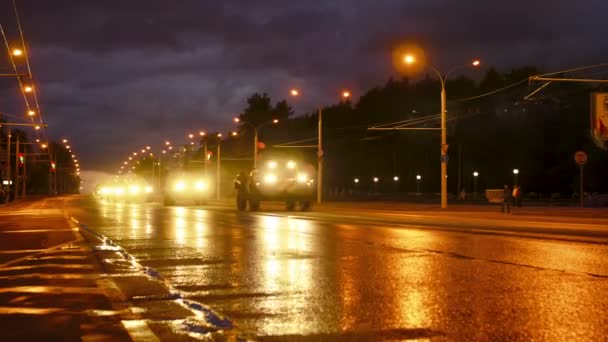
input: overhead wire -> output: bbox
[11,0,46,144]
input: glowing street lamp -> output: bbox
[188,133,194,139]
[27,110,35,116]
[416,174,422,194]
[24,86,33,93]
[199,131,206,136]
[473,171,479,199]
[513,169,519,186]
[165,141,171,146]
[400,50,481,208]
[62,139,68,143]
[34,125,40,130]
[290,88,351,204]
[12,48,23,57]
[231,131,238,137]
[354,178,359,183]
[393,176,399,181]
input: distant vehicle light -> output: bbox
[263,173,278,184]
[129,185,141,194]
[174,181,186,192]
[268,161,277,169]
[287,161,296,169]
[195,181,207,191]
[296,173,308,183]
[145,186,153,193]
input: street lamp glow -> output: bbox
[165,141,171,145]
[168,146,173,150]
[233,117,240,123]
[199,131,206,136]
[373,177,379,183]
[272,119,279,124]
[12,48,23,56]
[41,143,47,149]
[416,175,422,180]
[354,178,359,183]
[162,150,166,154]
[217,133,223,138]
[34,125,40,130]
[290,89,300,96]
[342,90,351,99]
[188,133,194,139]
[472,59,481,66]
[473,171,479,177]
[403,54,416,64]
[62,139,68,143]
[124,161,128,165]
[24,86,33,93]
[27,110,36,116]
[66,145,71,149]
[231,131,238,136]
[141,149,145,153]
[128,157,132,160]
[393,176,399,181]
[146,146,151,150]
[133,152,137,156]
[513,169,519,175]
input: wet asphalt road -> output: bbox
[66,196,608,340]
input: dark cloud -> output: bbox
[0,0,607,172]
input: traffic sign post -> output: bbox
[574,151,588,208]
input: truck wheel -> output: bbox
[285,200,296,211]
[300,200,312,211]
[236,195,247,211]
[249,198,260,211]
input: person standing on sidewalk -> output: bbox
[513,185,522,207]
[502,185,512,213]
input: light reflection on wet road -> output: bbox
[70,197,608,340]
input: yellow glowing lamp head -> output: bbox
[403,54,416,64]
[129,185,140,194]
[286,160,296,169]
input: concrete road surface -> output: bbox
[59,196,608,340]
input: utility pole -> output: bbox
[6,128,10,202]
[317,108,323,204]
[216,139,221,201]
[22,150,26,198]
[14,136,19,199]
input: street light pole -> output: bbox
[216,135,221,201]
[318,108,323,204]
[440,81,447,208]
[253,127,258,169]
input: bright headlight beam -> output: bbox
[263,173,278,184]
[174,181,185,192]
[296,173,308,183]
[195,181,206,190]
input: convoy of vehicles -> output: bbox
[95,177,154,203]
[234,158,315,211]
[162,170,212,206]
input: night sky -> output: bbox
[1,0,607,174]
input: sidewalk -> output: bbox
[0,198,132,341]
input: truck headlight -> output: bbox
[174,181,185,192]
[195,181,207,191]
[263,173,277,184]
[145,186,153,193]
[296,173,308,183]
